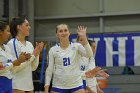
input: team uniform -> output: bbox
[79,56,97,93]
[7,38,39,91]
[0,44,14,93]
[45,42,93,93]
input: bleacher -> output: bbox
[102,66,140,93]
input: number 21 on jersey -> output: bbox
[63,57,70,66]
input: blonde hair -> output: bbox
[56,24,69,33]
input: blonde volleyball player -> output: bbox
[45,24,94,93]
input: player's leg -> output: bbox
[96,85,104,93]
[86,86,96,93]
[13,89,25,93]
[26,91,34,93]
[73,88,85,93]
[72,85,85,93]
[51,91,59,93]
[51,87,64,93]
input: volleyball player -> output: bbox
[45,24,93,93]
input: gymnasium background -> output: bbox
[0,0,140,93]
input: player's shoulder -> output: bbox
[7,38,14,44]
[49,43,59,52]
[3,44,11,53]
[71,42,81,46]
[50,42,81,51]
[70,42,82,49]
[26,41,33,46]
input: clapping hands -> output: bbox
[13,52,31,66]
[33,42,44,57]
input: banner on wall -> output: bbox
[70,33,140,67]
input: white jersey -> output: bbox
[7,38,39,91]
[79,56,97,93]
[45,42,93,89]
[0,44,13,79]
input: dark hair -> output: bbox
[88,39,95,46]
[10,17,26,38]
[0,21,9,32]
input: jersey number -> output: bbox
[63,57,70,66]
[81,65,85,71]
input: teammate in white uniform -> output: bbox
[79,56,98,93]
[88,40,105,93]
[77,37,107,93]
[7,17,44,93]
[0,21,30,93]
[45,24,93,93]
